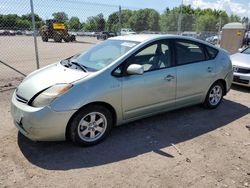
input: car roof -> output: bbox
[110,34,171,42]
[109,34,222,50]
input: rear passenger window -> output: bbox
[175,41,206,65]
[206,46,218,59]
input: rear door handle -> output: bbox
[164,75,175,81]
[207,67,213,72]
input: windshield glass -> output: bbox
[241,47,250,54]
[66,40,139,71]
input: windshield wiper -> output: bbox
[69,61,88,72]
[61,59,89,72]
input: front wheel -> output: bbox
[41,34,48,42]
[203,82,224,109]
[53,32,62,42]
[69,105,113,146]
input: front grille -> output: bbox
[233,66,250,74]
[16,94,28,104]
[233,76,249,84]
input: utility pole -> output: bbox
[217,17,222,46]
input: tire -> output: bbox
[69,105,113,146]
[41,34,48,42]
[63,36,70,42]
[203,81,224,109]
[70,35,76,42]
[53,32,62,42]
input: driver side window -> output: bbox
[127,41,171,72]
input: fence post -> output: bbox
[30,0,40,69]
[118,5,121,35]
[217,17,222,46]
[177,0,183,35]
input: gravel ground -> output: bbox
[0,84,249,188]
[0,36,98,88]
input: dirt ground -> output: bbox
[0,84,249,188]
[0,36,98,88]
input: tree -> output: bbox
[131,9,160,32]
[106,11,119,32]
[195,14,218,31]
[16,19,31,30]
[68,17,81,30]
[83,13,105,31]
[1,14,19,29]
[96,14,105,31]
[52,12,68,22]
[21,13,44,29]
[107,9,135,32]
[229,14,241,22]
[21,13,42,22]
[160,9,179,32]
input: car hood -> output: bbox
[16,62,89,100]
[230,53,250,67]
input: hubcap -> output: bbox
[77,112,107,142]
[209,85,222,106]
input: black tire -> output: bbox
[69,105,113,146]
[41,34,48,42]
[203,81,224,109]
[70,35,76,42]
[63,36,70,42]
[53,32,62,42]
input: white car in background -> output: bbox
[121,28,136,36]
[181,31,199,39]
[230,47,250,87]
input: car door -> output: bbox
[120,40,176,120]
[174,39,215,107]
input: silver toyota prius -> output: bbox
[11,35,233,146]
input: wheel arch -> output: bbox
[65,101,117,140]
[215,79,227,96]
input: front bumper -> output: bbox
[11,92,76,141]
[233,72,250,87]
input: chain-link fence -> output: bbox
[0,0,249,90]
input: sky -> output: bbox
[1,0,250,22]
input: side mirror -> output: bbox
[127,64,144,75]
[238,48,243,52]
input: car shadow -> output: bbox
[18,99,249,170]
[231,84,250,93]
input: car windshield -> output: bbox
[241,47,250,54]
[65,40,139,71]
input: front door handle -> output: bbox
[207,67,213,72]
[164,75,175,81]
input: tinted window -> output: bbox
[175,40,206,65]
[206,46,218,59]
[127,41,171,72]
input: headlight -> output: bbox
[31,83,72,107]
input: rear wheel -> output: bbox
[63,35,70,42]
[70,105,113,146]
[203,82,224,109]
